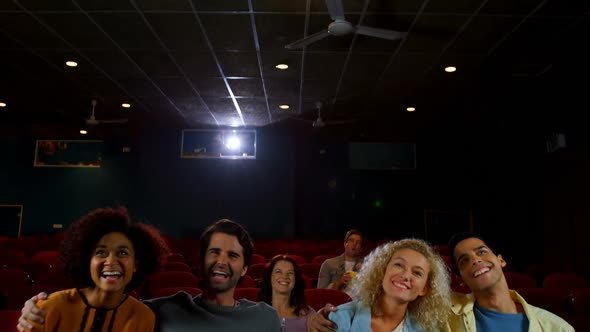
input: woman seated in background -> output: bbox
[30,207,169,332]
[258,255,316,332]
[328,238,451,332]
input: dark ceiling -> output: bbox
[0,0,589,138]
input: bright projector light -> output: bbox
[226,136,241,150]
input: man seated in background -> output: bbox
[17,219,281,332]
[446,232,573,332]
[317,229,364,296]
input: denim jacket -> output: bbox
[329,300,429,332]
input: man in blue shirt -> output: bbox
[447,232,573,332]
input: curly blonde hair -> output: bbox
[352,239,451,330]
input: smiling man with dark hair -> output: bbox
[447,232,573,332]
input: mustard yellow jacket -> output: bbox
[446,290,574,332]
[34,288,155,332]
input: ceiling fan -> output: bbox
[291,102,356,128]
[285,0,408,49]
[85,99,128,126]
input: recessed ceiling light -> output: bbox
[279,104,290,110]
[0,102,6,107]
[445,66,456,73]
[122,103,131,108]
[80,129,88,135]
[406,107,416,112]
[275,64,288,70]
[66,61,78,67]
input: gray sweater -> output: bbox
[145,291,281,332]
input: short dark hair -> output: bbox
[344,229,363,243]
[200,219,254,269]
[60,207,169,292]
[448,232,495,275]
[258,255,310,316]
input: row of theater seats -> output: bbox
[4,258,587,322]
[158,251,590,327]
[5,246,585,300]
[0,249,62,281]
[145,287,351,312]
[0,288,353,332]
[164,252,333,289]
[133,285,590,331]
[0,252,324,310]
[166,251,590,297]
[1,232,389,273]
[2,287,590,331]
[0,248,72,311]
[2,236,589,327]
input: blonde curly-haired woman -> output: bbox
[328,239,451,332]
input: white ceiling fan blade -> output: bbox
[313,119,325,128]
[90,99,97,117]
[285,29,330,49]
[355,25,407,40]
[325,0,345,21]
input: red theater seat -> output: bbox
[246,263,266,282]
[300,263,321,279]
[311,255,337,265]
[286,255,306,265]
[234,287,260,302]
[572,288,590,332]
[29,250,59,267]
[251,254,267,265]
[505,272,537,289]
[165,253,186,263]
[151,287,203,298]
[237,275,257,288]
[147,271,199,297]
[0,310,20,332]
[515,288,570,318]
[304,288,351,311]
[162,262,192,272]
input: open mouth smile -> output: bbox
[473,267,490,278]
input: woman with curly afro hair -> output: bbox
[327,238,451,332]
[31,207,169,332]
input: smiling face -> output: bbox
[271,259,295,295]
[89,232,136,294]
[202,232,247,293]
[381,248,430,304]
[452,237,506,293]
